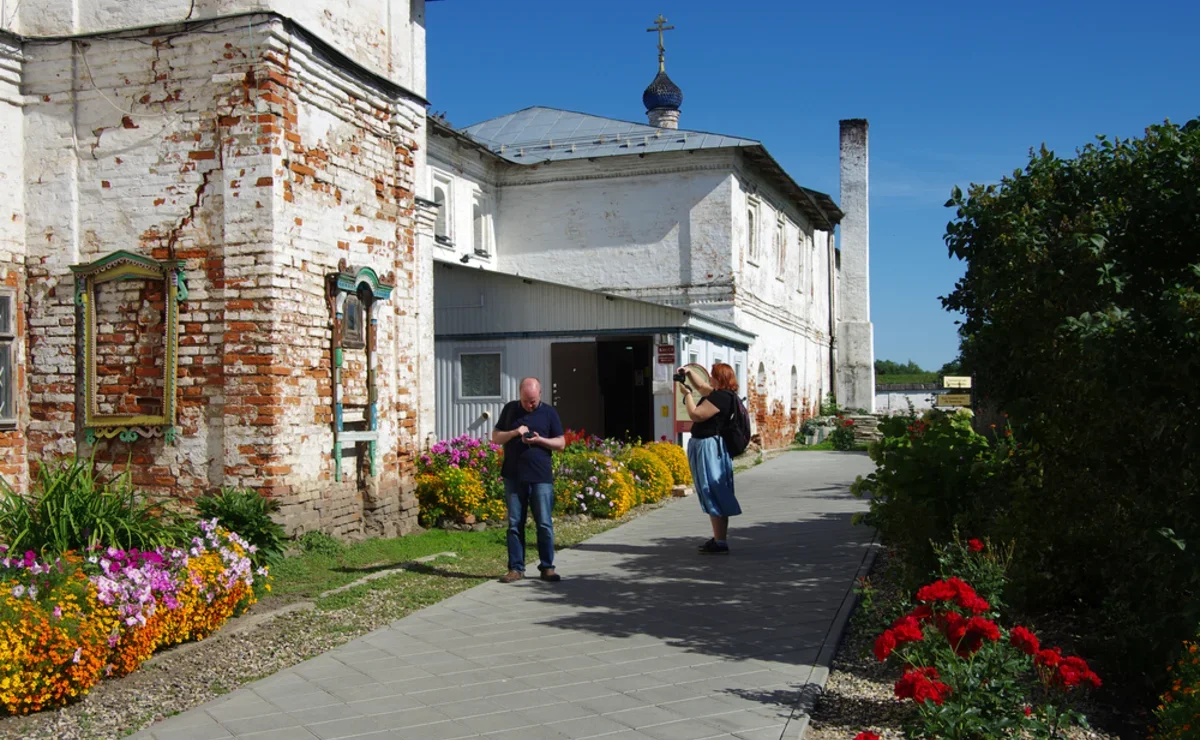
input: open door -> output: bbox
[551,342,604,436]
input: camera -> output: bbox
[522,431,535,440]
[673,370,688,384]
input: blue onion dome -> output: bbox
[642,70,683,112]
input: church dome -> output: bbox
[642,70,683,112]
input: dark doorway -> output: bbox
[551,342,604,436]
[597,338,653,444]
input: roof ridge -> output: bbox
[463,105,761,145]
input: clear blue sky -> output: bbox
[426,0,1198,371]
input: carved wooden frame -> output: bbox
[71,251,187,444]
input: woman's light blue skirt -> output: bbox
[687,435,742,518]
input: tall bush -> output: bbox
[941,118,1200,689]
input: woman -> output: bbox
[677,363,742,554]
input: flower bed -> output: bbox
[415,435,505,526]
[416,431,691,525]
[0,519,265,715]
[864,538,1101,739]
[553,450,636,519]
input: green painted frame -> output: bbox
[329,260,395,482]
[71,251,187,444]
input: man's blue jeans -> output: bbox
[505,479,555,573]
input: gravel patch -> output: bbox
[804,550,1123,740]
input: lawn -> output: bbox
[269,517,632,607]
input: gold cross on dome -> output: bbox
[647,14,675,72]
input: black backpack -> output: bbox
[721,392,752,457]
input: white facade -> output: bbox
[427,115,849,449]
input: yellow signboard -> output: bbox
[943,376,973,389]
[937,393,972,407]
[674,364,710,422]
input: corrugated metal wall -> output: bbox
[435,263,683,336]
[435,336,593,441]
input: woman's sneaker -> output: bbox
[698,539,730,555]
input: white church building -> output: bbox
[427,23,874,450]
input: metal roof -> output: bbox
[455,107,843,230]
[434,262,755,349]
[463,106,759,164]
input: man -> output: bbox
[492,377,566,583]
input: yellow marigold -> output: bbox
[626,447,673,505]
[646,442,692,487]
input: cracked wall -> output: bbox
[17,16,430,537]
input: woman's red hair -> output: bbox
[710,363,738,393]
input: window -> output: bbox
[459,352,501,399]
[0,290,13,426]
[472,195,489,257]
[341,292,366,349]
[432,174,453,246]
[776,220,786,276]
[746,206,758,262]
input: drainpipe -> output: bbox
[827,230,837,408]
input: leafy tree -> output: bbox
[941,117,1200,693]
[876,359,927,375]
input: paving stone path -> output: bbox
[134,451,876,740]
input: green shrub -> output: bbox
[296,530,343,557]
[932,529,1014,614]
[296,530,344,557]
[851,409,997,586]
[195,487,287,568]
[941,118,1200,690]
[830,416,857,451]
[0,457,193,556]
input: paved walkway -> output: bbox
[134,451,876,740]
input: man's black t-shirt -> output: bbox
[495,401,565,484]
[689,390,735,439]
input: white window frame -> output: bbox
[432,171,454,247]
[457,349,503,401]
[775,218,787,279]
[472,192,491,258]
[746,198,761,265]
[0,289,14,428]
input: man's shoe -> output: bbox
[699,539,730,555]
[500,570,524,583]
[540,568,561,582]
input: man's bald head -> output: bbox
[519,377,542,412]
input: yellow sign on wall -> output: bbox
[943,376,972,389]
[937,393,972,407]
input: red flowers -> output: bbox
[968,538,985,552]
[936,612,1001,656]
[1009,625,1040,656]
[895,665,952,705]
[873,629,898,662]
[916,577,991,614]
[873,613,926,661]
[1035,647,1101,690]
[853,733,881,740]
